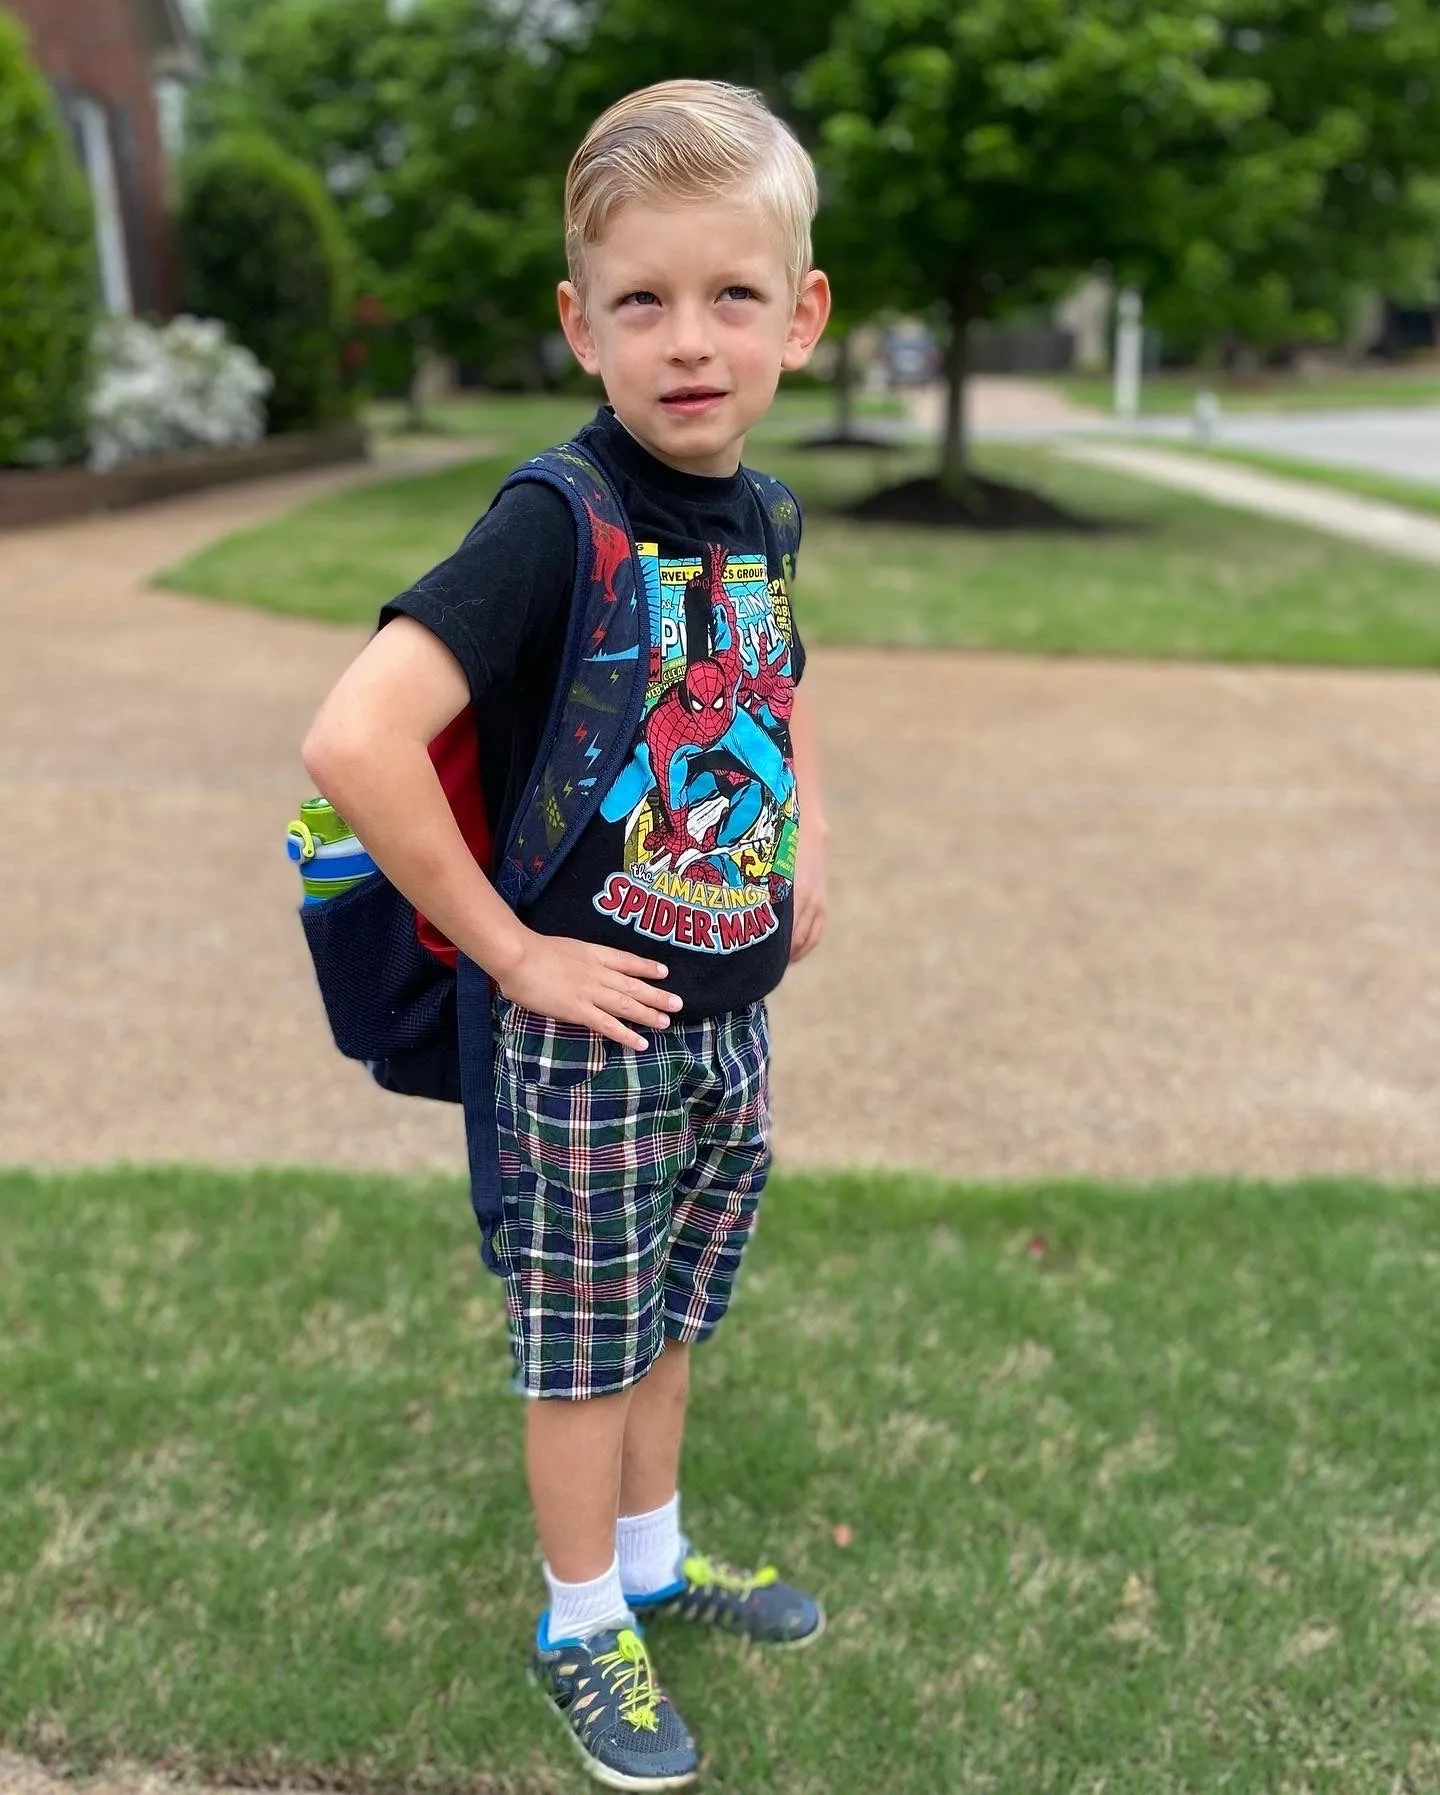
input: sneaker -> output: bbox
[531,1618,700,1790]
[629,1551,824,1648]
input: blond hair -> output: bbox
[564,79,818,298]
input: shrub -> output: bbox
[179,132,352,434]
[0,13,98,466]
[86,314,273,470]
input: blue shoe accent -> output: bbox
[626,1578,687,1609]
[538,1609,645,1650]
[537,1610,586,1652]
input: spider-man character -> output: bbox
[600,544,794,889]
[739,621,794,727]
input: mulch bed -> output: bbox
[844,472,1103,532]
[794,431,901,453]
[0,422,368,532]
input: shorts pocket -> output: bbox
[494,999,609,1092]
[504,1056,687,1199]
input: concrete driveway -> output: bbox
[4,466,1440,1184]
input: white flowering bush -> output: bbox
[86,314,274,470]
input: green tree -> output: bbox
[183,0,383,162]
[1140,3,1440,362]
[800,2,1280,494]
[188,0,567,400]
[0,11,97,466]
[557,0,840,112]
[801,0,1440,497]
[799,205,894,444]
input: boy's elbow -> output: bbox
[301,716,358,795]
[300,722,329,786]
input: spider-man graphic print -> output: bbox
[594,538,799,955]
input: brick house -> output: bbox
[5,0,200,318]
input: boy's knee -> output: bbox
[650,1339,691,1380]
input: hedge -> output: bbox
[179,132,353,435]
[0,13,98,467]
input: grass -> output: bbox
[367,386,906,440]
[1135,440,1440,520]
[154,395,1440,667]
[3,1166,1439,1793]
[1058,364,1440,417]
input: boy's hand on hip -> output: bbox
[790,824,829,964]
[497,930,680,1050]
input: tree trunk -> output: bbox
[404,371,428,433]
[833,330,855,441]
[404,319,431,433]
[938,300,970,496]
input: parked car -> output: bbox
[883,323,940,387]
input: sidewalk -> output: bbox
[906,375,1103,435]
[1063,440,1440,567]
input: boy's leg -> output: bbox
[619,1340,690,1516]
[527,1387,641,1645]
[616,1343,692,1603]
[495,998,701,1785]
[623,1003,822,1646]
[528,1385,634,1581]
[617,1003,759,1613]
[528,1384,700,1790]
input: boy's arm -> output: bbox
[789,682,829,963]
[302,616,680,1047]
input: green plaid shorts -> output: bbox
[492,995,772,1400]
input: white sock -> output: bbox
[543,1554,634,1645]
[617,1493,684,1600]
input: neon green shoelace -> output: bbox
[592,1628,660,1732]
[682,1553,779,1598]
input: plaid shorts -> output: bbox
[492,995,772,1400]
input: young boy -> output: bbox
[302,80,832,1790]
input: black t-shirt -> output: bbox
[380,406,806,1018]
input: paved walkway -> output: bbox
[906,375,1102,434]
[6,459,1440,1185]
[1132,401,1440,486]
[1064,440,1440,566]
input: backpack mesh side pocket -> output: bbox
[297,870,454,1061]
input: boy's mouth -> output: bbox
[659,387,728,416]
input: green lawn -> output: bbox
[368,386,905,440]
[155,397,1440,667]
[3,1167,1438,1793]
[1059,365,1440,417]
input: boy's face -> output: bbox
[558,197,830,477]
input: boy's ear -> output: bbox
[781,269,832,372]
[557,281,602,376]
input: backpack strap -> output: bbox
[456,440,651,1273]
[494,445,651,907]
[744,467,803,587]
[456,950,505,1269]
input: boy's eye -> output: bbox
[620,291,659,307]
[720,285,757,302]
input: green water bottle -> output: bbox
[285,796,377,904]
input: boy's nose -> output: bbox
[663,303,714,365]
